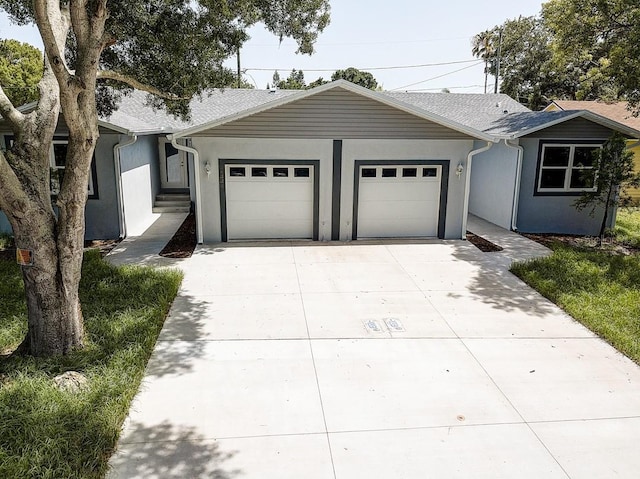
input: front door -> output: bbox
[159,139,189,190]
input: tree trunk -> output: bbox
[17,234,84,356]
[598,185,614,247]
[7,131,87,357]
[0,0,103,357]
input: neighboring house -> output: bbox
[545,100,640,204]
[2,80,640,243]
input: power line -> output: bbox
[406,83,495,92]
[244,59,478,73]
[245,35,472,48]
[390,61,484,90]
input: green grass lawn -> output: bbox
[614,207,640,248]
[512,243,640,364]
[0,250,182,478]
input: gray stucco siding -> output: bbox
[193,137,473,242]
[516,138,612,235]
[85,134,120,239]
[469,140,518,229]
[0,132,120,240]
[118,135,162,236]
[195,88,474,140]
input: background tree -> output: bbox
[542,0,638,108]
[307,76,328,89]
[0,0,330,357]
[474,1,640,110]
[471,30,495,94]
[331,67,378,90]
[274,69,307,89]
[475,16,580,109]
[0,39,43,106]
[573,133,640,246]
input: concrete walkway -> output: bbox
[107,213,188,267]
[108,219,640,479]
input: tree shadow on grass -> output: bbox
[109,421,241,479]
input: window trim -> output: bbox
[534,140,602,196]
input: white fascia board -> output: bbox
[98,120,130,134]
[510,111,640,140]
[171,79,497,142]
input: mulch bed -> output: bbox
[522,232,639,255]
[466,232,504,252]
[159,212,197,258]
[0,239,121,263]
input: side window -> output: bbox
[537,143,599,193]
[49,140,98,199]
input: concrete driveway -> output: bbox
[109,235,640,478]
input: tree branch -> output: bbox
[91,0,109,39]
[69,0,91,45]
[0,85,25,129]
[97,71,190,100]
[33,0,73,89]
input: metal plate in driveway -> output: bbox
[384,318,406,332]
[364,320,385,333]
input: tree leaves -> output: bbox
[0,39,43,107]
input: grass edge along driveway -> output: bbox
[0,250,182,479]
[511,243,640,365]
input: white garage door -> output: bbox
[357,165,442,238]
[224,164,314,240]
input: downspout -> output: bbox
[504,139,524,231]
[113,134,138,238]
[170,137,203,243]
[461,141,494,239]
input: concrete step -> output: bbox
[154,200,191,208]
[152,205,191,213]
[156,193,190,202]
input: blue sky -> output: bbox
[1,0,544,92]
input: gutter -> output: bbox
[169,137,203,244]
[504,139,524,231]
[461,141,494,239]
[113,134,138,238]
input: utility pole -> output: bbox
[494,29,503,94]
[236,47,241,88]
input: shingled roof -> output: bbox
[74,81,640,141]
[545,100,640,131]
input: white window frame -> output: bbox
[537,143,600,193]
[49,140,96,197]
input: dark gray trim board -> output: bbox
[218,158,321,242]
[352,159,450,240]
[331,140,343,240]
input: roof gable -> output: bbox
[170,80,496,141]
[544,100,640,131]
[481,110,640,139]
[190,86,478,140]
